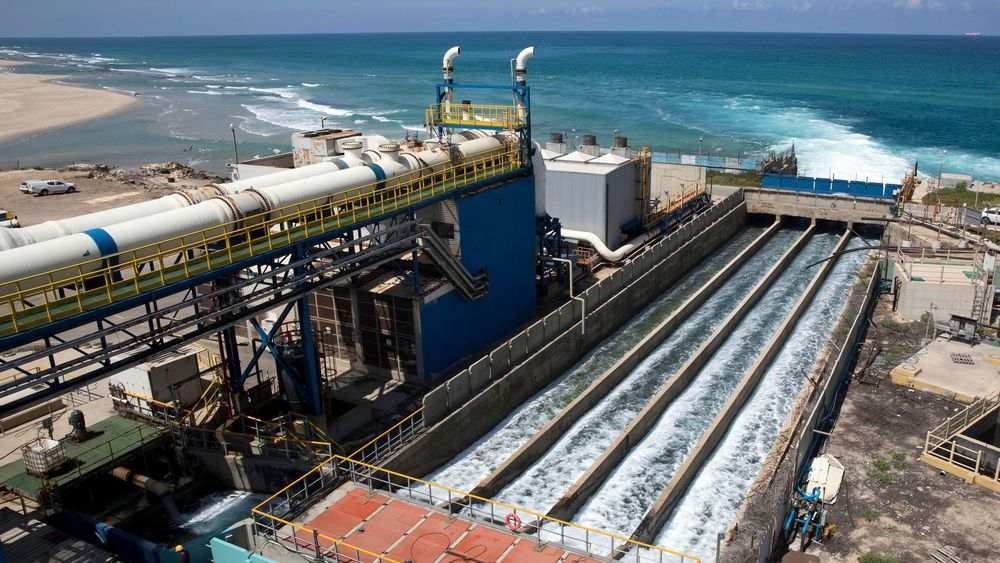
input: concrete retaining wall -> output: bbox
[745,188,893,226]
[187,448,315,494]
[391,192,749,476]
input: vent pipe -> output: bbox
[515,47,535,83]
[442,46,461,111]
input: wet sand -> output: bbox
[0,59,140,143]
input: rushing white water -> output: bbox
[427,227,768,491]
[176,490,264,536]
[492,230,802,512]
[570,233,840,549]
[654,240,871,560]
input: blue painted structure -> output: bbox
[761,174,900,200]
[209,538,276,563]
[419,176,538,381]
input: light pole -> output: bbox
[229,124,240,180]
[698,136,704,157]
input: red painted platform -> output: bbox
[303,485,604,563]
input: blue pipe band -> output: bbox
[83,228,118,257]
[368,163,386,189]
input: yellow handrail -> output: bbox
[347,407,423,460]
[0,149,522,336]
[253,454,701,563]
[425,103,524,130]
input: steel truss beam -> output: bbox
[0,221,422,416]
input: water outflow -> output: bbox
[492,230,802,512]
[176,490,264,536]
[655,239,871,560]
[427,227,765,491]
[571,233,840,543]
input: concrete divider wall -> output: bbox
[393,193,746,477]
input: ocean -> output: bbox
[1,32,997,181]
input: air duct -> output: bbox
[563,228,654,263]
[515,47,535,83]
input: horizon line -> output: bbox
[0,29,995,40]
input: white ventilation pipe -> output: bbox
[515,46,535,83]
[562,228,654,264]
[0,134,509,294]
[442,46,461,83]
[442,46,461,113]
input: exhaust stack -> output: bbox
[515,46,535,83]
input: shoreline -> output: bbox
[0,59,141,144]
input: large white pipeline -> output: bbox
[0,134,510,294]
[0,154,370,252]
[562,228,653,263]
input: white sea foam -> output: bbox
[241,103,323,133]
[187,90,223,96]
[149,67,196,76]
[302,82,321,87]
[296,98,353,116]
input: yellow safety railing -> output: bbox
[346,407,424,465]
[425,103,524,130]
[645,188,705,226]
[922,390,1000,490]
[252,454,701,563]
[0,148,522,338]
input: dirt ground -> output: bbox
[0,165,221,227]
[811,297,1000,563]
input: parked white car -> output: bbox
[19,179,76,196]
[0,209,19,228]
[980,207,1000,225]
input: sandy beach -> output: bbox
[0,59,140,143]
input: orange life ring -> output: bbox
[505,512,522,532]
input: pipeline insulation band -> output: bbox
[83,228,119,257]
[368,163,387,190]
[331,158,349,170]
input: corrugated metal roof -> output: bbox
[539,148,563,160]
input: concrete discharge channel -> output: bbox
[437,226,849,552]
[656,236,872,559]
[462,218,784,500]
[426,222,770,491]
[386,196,868,559]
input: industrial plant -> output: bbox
[0,45,997,563]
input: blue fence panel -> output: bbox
[761,174,898,200]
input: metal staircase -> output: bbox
[416,224,488,300]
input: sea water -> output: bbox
[0,33,997,180]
